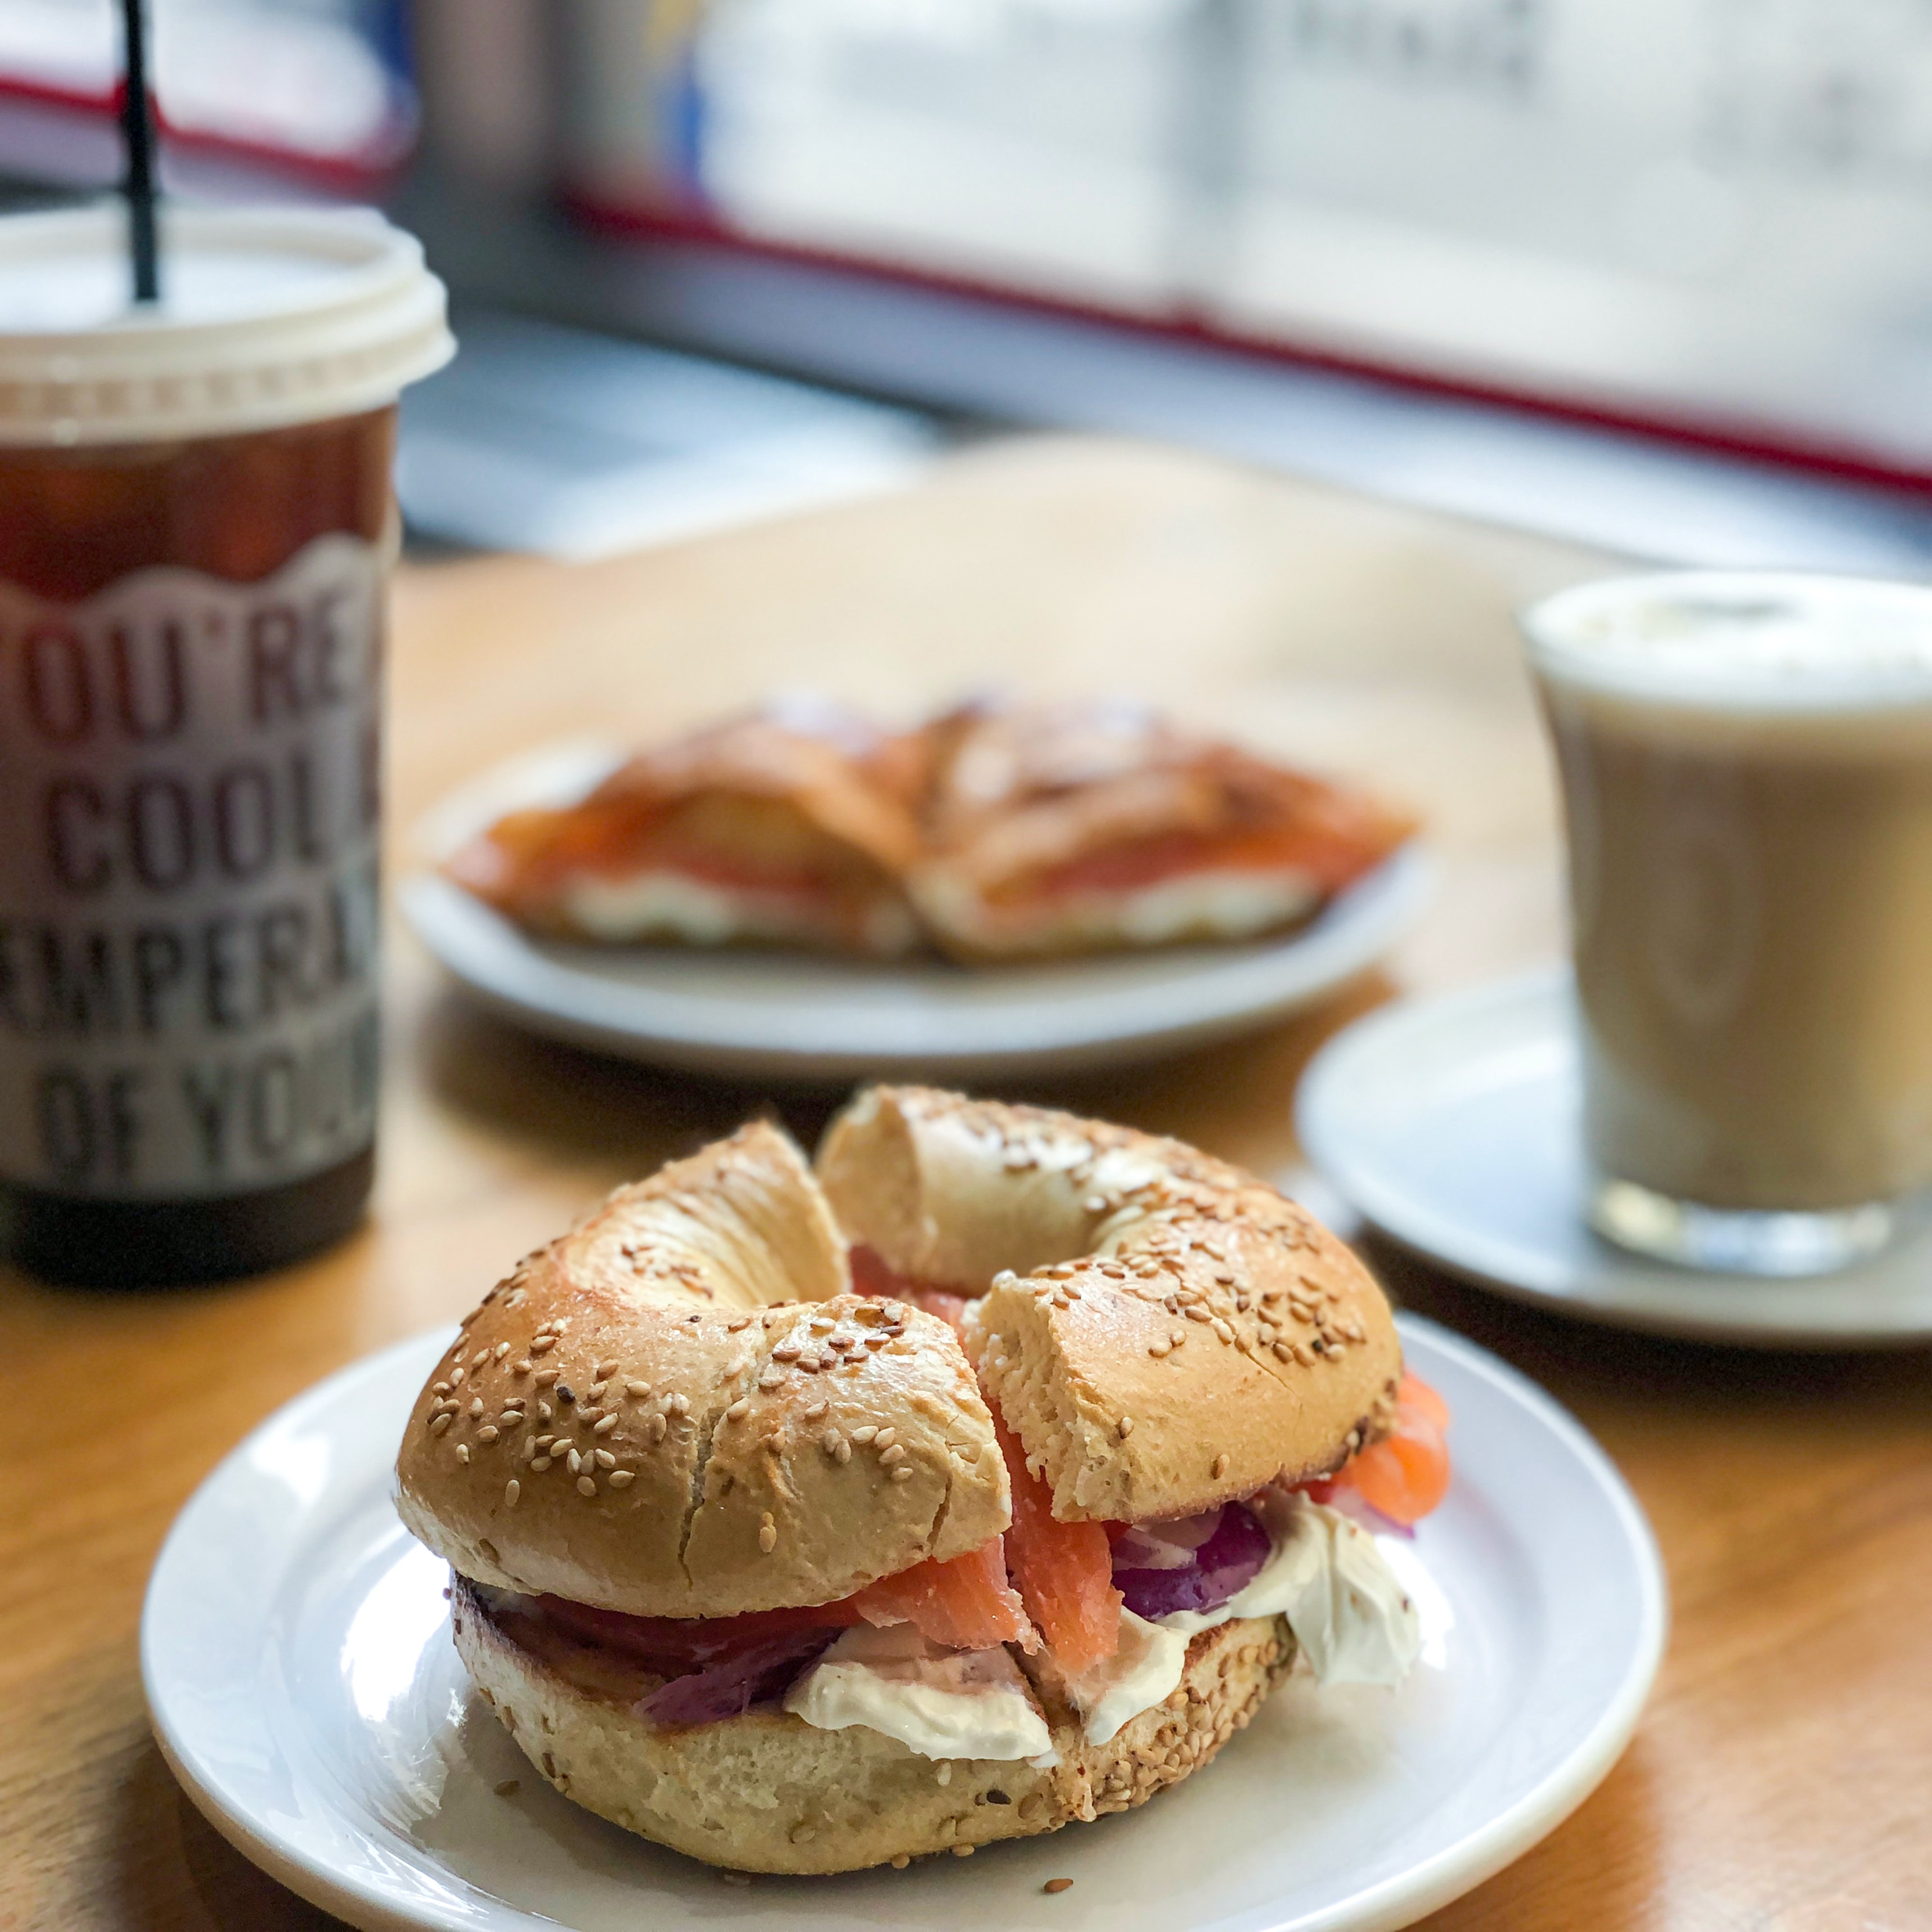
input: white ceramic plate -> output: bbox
[398,741,1432,1081]
[1296,968,1932,1349]
[144,1315,1665,1932]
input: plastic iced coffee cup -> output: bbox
[1524,571,1932,1277]
[0,204,452,1285]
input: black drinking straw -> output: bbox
[119,0,159,303]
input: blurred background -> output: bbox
[6,0,1932,569]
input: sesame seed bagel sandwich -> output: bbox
[395,1101,1452,1875]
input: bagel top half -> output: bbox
[394,1121,1011,1619]
[817,1086,1401,1524]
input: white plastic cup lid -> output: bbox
[0,202,454,447]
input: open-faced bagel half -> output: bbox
[398,1093,1407,1875]
[395,1120,1010,1618]
[818,1085,1401,1522]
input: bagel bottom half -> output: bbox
[452,1580,1295,1875]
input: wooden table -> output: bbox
[7,438,1929,1931]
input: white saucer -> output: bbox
[143,1317,1664,1932]
[1296,968,1932,1350]
[399,740,1431,1082]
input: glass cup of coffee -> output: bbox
[1523,571,1932,1276]
[0,205,451,1286]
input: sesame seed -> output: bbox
[952,1843,974,1857]
[609,1469,635,1488]
[586,1383,608,1404]
[1211,1319,1234,1343]
[578,1476,597,1497]
[727,1317,752,1333]
[534,1367,560,1386]
[472,1350,490,1368]
[595,1449,616,1468]
[758,1368,784,1390]
[759,1523,778,1553]
[1293,1343,1315,1366]
[892,1466,914,1482]
[804,1400,829,1420]
[835,1439,852,1464]
[595,1359,619,1379]
[1117,1416,1135,1439]
[1185,1306,1211,1323]
[1212,1453,1229,1478]
[1149,1342,1169,1358]
[649,1414,668,1443]
[511,1359,531,1376]
[1044,1878,1074,1894]
[593,1414,618,1435]
[529,1336,554,1355]
[772,1344,801,1363]
[455,1443,470,1464]
[478,1425,500,1444]
[495,1342,511,1361]
[725,1398,750,1420]
[851,1424,878,1444]
[530,1456,553,1471]
[874,1428,896,1449]
[429,1412,453,1434]
[880,1444,907,1466]
[537,1400,553,1421]
[450,1367,465,1387]
[505,1480,520,1507]
[1273,1341,1294,1362]
[432,1381,450,1396]
[668,1394,690,1417]
[625,1379,650,1397]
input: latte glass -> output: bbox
[1523,572,1932,1276]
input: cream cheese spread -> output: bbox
[784,1622,1056,1763]
[1154,1491,1421,1688]
[1063,1608,1190,1744]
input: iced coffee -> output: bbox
[0,205,451,1285]
[1525,572,1932,1275]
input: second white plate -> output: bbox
[143,1315,1665,1932]
[399,741,1432,1081]
[1296,969,1932,1348]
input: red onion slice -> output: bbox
[636,1628,841,1728]
[1111,1504,1272,1620]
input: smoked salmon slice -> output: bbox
[995,1415,1121,1676]
[854,1535,1034,1651]
[1325,1372,1452,1527]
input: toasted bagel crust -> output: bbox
[396,1122,1010,1617]
[453,1578,1293,1875]
[818,1087,1401,1522]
